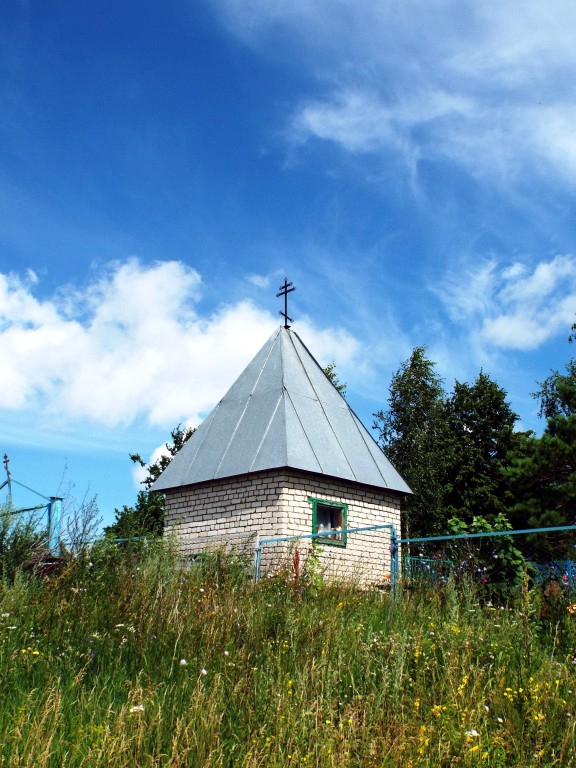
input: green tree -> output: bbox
[105,424,194,539]
[505,424,576,560]
[443,372,519,524]
[505,322,576,559]
[323,361,347,396]
[373,347,448,537]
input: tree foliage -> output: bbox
[445,513,526,599]
[505,323,576,558]
[534,358,576,419]
[375,350,519,538]
[323,361,347,396]
[443,372,519,524]
[373,347,448,537]
[105,424,195,539]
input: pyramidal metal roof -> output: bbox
[152,326,411,494]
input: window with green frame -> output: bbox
[309,497,348,547]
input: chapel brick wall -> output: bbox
[164,468,402,584]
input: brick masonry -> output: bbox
[164,468,402,584]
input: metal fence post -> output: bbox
[254,533,261,583]
[390,525,399,595]
[47,497,63,555]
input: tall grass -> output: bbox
[1,540,576,766]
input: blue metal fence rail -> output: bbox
[254,523,398,584]
[254,523,576,589]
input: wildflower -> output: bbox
[465,729,479,738]
[200,668,207,675]
[497,717,504,723]
[1,613,9,618]
[179,658,188,666]
[567,604,576,616]
[223,650,230,656]
[129,704,145,713]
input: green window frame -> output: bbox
[309,497,348,547]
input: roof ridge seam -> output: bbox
[212,329,280,477]
[284,387,323,472]
[249,391,286,472]
[179,405,219,487]
[289,333,358,480]
[348,410,390,488]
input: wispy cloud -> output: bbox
[212,0,576,186]
[435,254,576,352]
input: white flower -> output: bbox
[179,658,188,666]
[497,717,504,723]
[465,729,479,737]
[200,668,207,675]
[223,650,230,656]
[129,704,145,713]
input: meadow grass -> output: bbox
[1,541,576,767]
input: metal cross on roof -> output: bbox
[276,278,296,329]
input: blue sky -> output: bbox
[2,0,576,531]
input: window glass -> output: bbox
[309,498,347,547]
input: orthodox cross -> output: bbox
[276,278,296,329]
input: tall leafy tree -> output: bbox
[443,372,519,524]
[505,322,576,558]
[105,424,195,539]
[373,347,447,537]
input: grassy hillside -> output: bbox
[1,541,575,767]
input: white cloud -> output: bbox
[247,273,271,289]
[212,0,576,185]
[0,260,365,439]
[435,254,576,352]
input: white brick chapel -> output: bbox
[151,325,411,581]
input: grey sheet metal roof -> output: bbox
[152,327,412,494]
